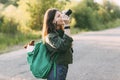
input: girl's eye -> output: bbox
[57,14,60,17]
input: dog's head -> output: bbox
[24,40,35,49]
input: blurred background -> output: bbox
[0,0,120,53]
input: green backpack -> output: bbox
[27,40,58,79]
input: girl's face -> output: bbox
[53,11,64,26]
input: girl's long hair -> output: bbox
[42,8,58,42]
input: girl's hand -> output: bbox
[62,14,70,26]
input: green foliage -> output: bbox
[0,32,40,52]
[102,0,120,19]
[71,0,120,30]
[27,0,57,30]
[18,0,67,30]
[0,17,18,34]
[0,0,8,4]
[0,0,19,6]
[72,0,100,30]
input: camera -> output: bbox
[62,9,72,16]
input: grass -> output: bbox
[71,19,120,34]
[0,32,41,54]
[70,27,88,34]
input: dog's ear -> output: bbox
[24,44,28,49]
[29,40,35,46]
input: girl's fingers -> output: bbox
[62,15,70,20]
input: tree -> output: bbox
[18,0,67,31]
[0,0,19,6]
[0,0,8,4]
[72,0,101,30]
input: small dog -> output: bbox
[24,40,35,49]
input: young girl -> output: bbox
[42,8,73,80]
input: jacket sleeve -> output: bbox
[46,33,73,52]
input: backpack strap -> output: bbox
[53,54,59,80]
[54,62,57,80]
[45,43,58,79]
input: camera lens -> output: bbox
[65,9,72,16]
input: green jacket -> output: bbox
[45,30,73,65]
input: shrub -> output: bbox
[0,17,18,34]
